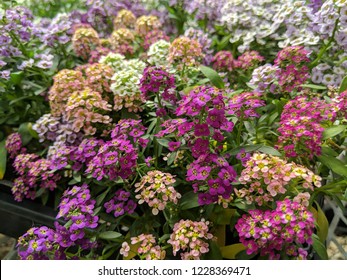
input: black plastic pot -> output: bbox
[0,190,57,239]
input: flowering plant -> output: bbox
[1,0,347,261]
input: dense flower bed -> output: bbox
[0,0,347,260]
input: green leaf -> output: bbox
[301,84,327,90]
[312,234,328,260]
[10,71,24,85]
[0,180,13,187]
[98,231,122,240]
[317,155,347,177]
[321,146,338,157]
[229,144,281,156]
[218,34,232,50]
[182,85,197,94]
[0,140,7,180]
[235,249,256,260]
[220,243,246,259]
[204,241,223,260]
[167,151,177,166]
[311,203,329,242]
[339,75,347,93]
[180,191,199,210]
[156,138,169,148]
[199,65,225,89]
[229,144,263,155]
[322,125,347,140]
[18,122,35,145]
[216,208,236,225]
[96,188,111,207]
[258,146,282,156]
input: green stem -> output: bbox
[154,117,161,169]
[237,114,244,146]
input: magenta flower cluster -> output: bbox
[227,91,265,119]
[234,51,264,70]
[50,119,147,182]
[12,153,61,202]
[5,132,25,159]
[235,199,315,260]
[274,46,310,93]
[104,189,137,217]
[168,219,214,260]
[16,183,98,260]
[17,226,60,260]
[277,96,335,159]
[57,184,99,242]
[140,66,176,103]
[157,86,237,206]
[212,51,234,72]
[237,153,322,207]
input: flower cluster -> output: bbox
[120,234,166,260]
[36,14,72,47]
[85,138,138,181]
[99,52,126,71]
[274,46,310,93]
[104,189,137,217]
[57,184,99,242]
[147,39,171,66]
[50,120,146,181]
[113,9,136,30]
[49,138,99,171]
[135,15,162,38]
[157,86,237,205]
[212,51,234,72]
[33,114,83,145]
[234,51,264,71]
[109,28,135,55]
[5,133,25,159]
[17,184,98,260]
[175,86,234,132]
[110,68,145,112]
[227,91,265,119]
[249,64,279,94]
[168,36,204,69]
[140,66,176,103]
[0,7,34,58]
[334,90,347,120]
[168,219,214,260]
[134,170,181,215]
[88,46,113,63]
[235,199,315,259]
[12,154,60,202]
[236,153,322,207]
[17,226,59,260]
[277,96,335,159]
[184,28,213,64]
[110,119,147,147]
[143,30,170,50]
[48,69,85,117]
[72,26,100,59]
[78,63,114,97]
[65,87,112,135]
